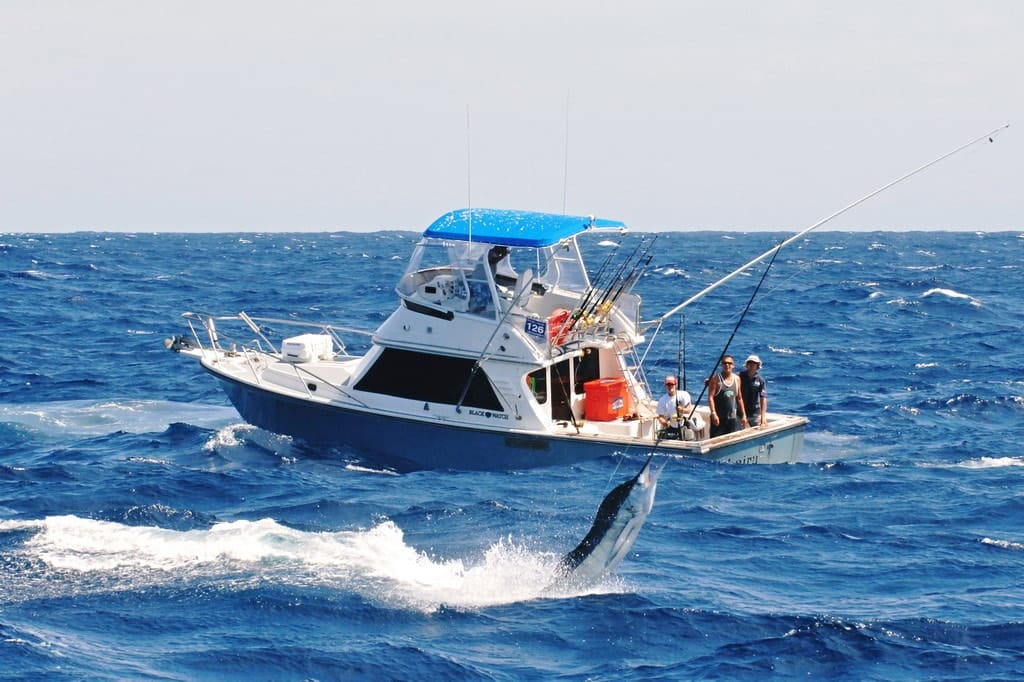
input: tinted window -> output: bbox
[354,348,503,410]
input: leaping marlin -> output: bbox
[556,455,664,583]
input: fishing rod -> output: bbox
[615,245,656,300]
[644,123,1011,333]
[594,235,647,309]
[676,123,1011,424]
[594,248,655,326]
[569,235,649,334]
[569,238,623,327]
[678,316,686,392]
[570,238,623,328]
[453,238,589,428]
[592,237,656,320]
[610,237,657,303]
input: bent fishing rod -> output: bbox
[642,123,1011,340]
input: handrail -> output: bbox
[180,310,374,409]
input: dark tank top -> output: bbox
[714,373,739,420]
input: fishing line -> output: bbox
[687,240,782,419]
[647,124,1010,331]
[646,123,1010,415]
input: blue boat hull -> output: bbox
[217,375,613,471]
[215,373,806,471]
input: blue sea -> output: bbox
[1,229,1022,680]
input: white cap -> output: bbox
[745,355,762,365]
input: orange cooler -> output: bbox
[584,378,631,421]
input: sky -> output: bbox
[1,2,1021,233]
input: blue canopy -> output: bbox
[423,209,626,248]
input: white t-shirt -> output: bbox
[657,389,705,432]
[657,390,692,421]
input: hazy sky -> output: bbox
[2,2,1020,232]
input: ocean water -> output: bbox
[1,229,1022,680]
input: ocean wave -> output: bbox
[767,345,814,356]
[921,287,982,306]
[7,269,75,281]
[202,423,299,463]
[0,399,238,437]
[0,515,619,613]
[981,537,1024,551]
[956,456,1024,469]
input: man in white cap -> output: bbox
[656,374,693,439]
[739,354,767,427]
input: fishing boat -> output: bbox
[166,208,807,471]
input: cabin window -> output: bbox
[527,367,547,404]
[354,348,502,410]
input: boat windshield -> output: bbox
[397,236,591,315]
[537,241,589,293]
[396,239,500,317]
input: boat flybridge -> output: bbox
[167,209,807,471]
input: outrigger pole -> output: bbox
[643,123,1010,331]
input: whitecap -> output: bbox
[21,269,71,280]
[981,537,1024,551]
[956,456,1024,469]
[0,399,238,437]
[125,456,172,466]
[921,288,981,306]
[767,345,813,356]
[202,423,252,451]
[0,516,622,613]
[345,463,401,476]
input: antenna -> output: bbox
[466,104,473,243]
[562,92,570,213]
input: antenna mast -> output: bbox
[562,92,570,214]
[466,104,473,243]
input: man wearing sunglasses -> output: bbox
[708,355,748,437]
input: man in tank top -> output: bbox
[707,354,747,437]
